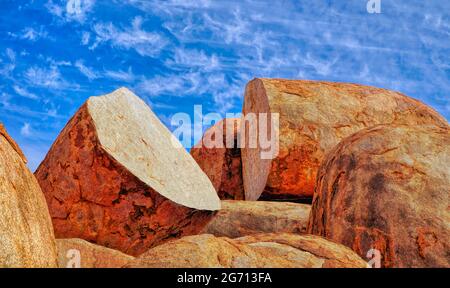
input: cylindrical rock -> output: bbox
[241,78,448,201]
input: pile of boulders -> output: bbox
[0,79,448,268]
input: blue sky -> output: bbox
[0,0,449,170]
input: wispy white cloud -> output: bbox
[301,53,340,77]
[81,31,90,45]
[123,0,211,14]
[211,82,243,114]
[104,67,135,82]
[91,16,167,57]
[46,57,72,67]
[20,123,33,137]
[46,0,95,23]
[0,48,16,77]
[20,27,48,41]
[0,95,63,120]
[45,0,64,17]
[74,59,99,80]
[13,85,39,100]
[24,65,73,90]
[138,74,186,96]
[166,48,220,71]
[0,92,12,108]
[137,70,243,114]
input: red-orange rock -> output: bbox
[308,125,450,268]
[35,88,220,256]
[241,79,448,201]
[191,118,244,200]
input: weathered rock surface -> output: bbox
[0,123,58,268]
[202,200,310,238]
[0,123,27,163]
[35,87,220,256]
[124,233,367,268]
[191,118,244,200]
[57,238,134,268]
[241,79,449,201]
[308,125,450,268]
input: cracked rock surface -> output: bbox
[308,124,450,267]
[35,87,220,256]
[124,233,367,268]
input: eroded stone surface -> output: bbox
[242,79,449,201]
[35,88,220,256]
[191,118,244,200]
[202,200,310,238]
[308,125,450,268]
[0,123,58,267]
[0,123,26,163]
[124,233,367,268]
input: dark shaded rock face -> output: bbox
[191,118,244,200]
[308,125,450,268]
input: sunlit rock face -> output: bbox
[124,233,368,268]
[0,123,58,268]
[241,78,448,202]
[308,125,450,268]
[35,88,220,256]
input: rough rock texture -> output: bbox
[202,200,310,238]
[57,238,133,268]
[124,233,367,268]
[242,79,449,201]
[35,88,220,256]
[308,125,450,268]
[191,118,244,200]
[0,123,27,163]
[0,123,58,268]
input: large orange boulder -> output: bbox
[308,125,450,267]
[191,118,244,200]
[0,123,58,267]
[35,87,220,256]
[202,200,310,238]
[125,233,367,268]
[241,79,448,201]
